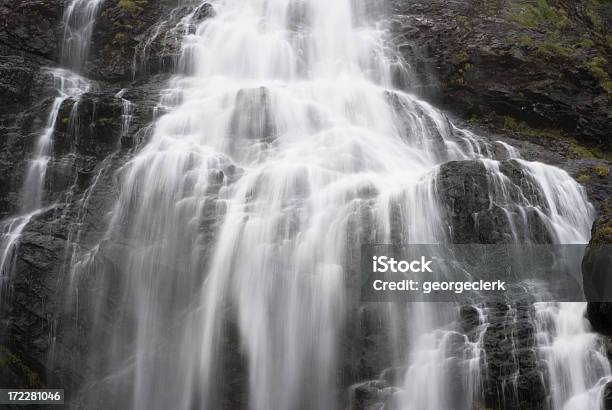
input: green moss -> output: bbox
[511,0,570,29]
[454,51,469,63]
[576,164,609,183]
[117,0,147,16]
[592,165,610,177]
[537,39,573,58]
[518,34,535,47]
[576,173,590,183]
[502,116,598,158]
[585,6,604,31]
[97,117,114,126]
[579,38,595,48]
[592,226,612,244]
[516,32,573,59]
[584,56,612,94]
[590,148,612,162]
[0,346,44,389]
[117,0,137,12]
[586,57,608,79]
[456,15,469,26]
[570,142,596,158]
[113,32,128,45]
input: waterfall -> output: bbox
[0,1,99,292]
[116,88,135,146]
[24,0,102,211]
[0,0,603,409]
[62,0,105,72]
[535,303,611,410]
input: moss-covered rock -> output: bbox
[392,0,612,151]
[87,0,213,82]
[0,346,44,389]
[591,199,612,245]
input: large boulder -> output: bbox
[605,381,612,410]
[478,302,547,410]
[436,159,551,243]
[585,198,612,335]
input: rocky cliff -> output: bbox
[391,0,611,152]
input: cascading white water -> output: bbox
[62,0,105,72]
[49,0,608,409]
[20,69,92,214]
[0,1,99,295]
[115,88,135,145]
[535,303,611,410]
[23,0,102,211]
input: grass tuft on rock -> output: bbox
[583,56,612,94]
[511,0,571,29]
[0,346,44,389]
[501,116,607,159]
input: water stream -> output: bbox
[0,1,98,297]
[65,1,610,409]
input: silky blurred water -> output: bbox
[42,1,610,409]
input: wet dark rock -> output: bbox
[605,381,612,410]
[589,198,612,245]
[88,1,214,82]
[350,380,398,410]
[460,305,481,334]
[0,0,73,218]
[0,345,45,389]
[587,303,612,336]
[88,0,177,81]
[0,0,177,393]
[0,96,57,218]
[391,0,612,151]
[54,93,125,158]
[480,303,546,410]
[0,0,61,60]
[436,159,551,243]
[585,199,612,334]
[1,209,73,389]
[0,52,56,114]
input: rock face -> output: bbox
[0,0,60,60]
[0,0,63,218]
[436,160,549,409]
[87,0,213,82]
[0,0,206,394]
[436,159,551,243]
[391,0,611,151]
[585,198,612,335]
[479,303,546,410]
[605,381,612,410]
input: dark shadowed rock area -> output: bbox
[0,0,206,396]
[390,0,611,152]
[436,159,552,243]
[585,198,612,335]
